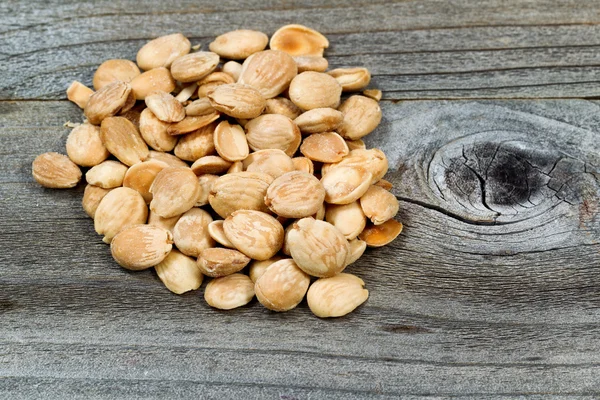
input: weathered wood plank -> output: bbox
[1,100,600,398]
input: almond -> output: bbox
[32,152,82,189]
[100,116,149,166]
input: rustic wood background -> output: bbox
[2,1,600,398]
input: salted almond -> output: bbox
[255,258,310,312]
[82,184,112,218]
[147,150,189,168]
[322,149,388,184]
[222,60,243,81]
[185,97,217,116]
[227,161,243,174]
[359,185,399,225]
[139,108,178,152]
[362,89,382,101]
[300,132,349,163]
[174,83,198,102]
[84,81,132,125]
[66,123,109,167]
[171,52,220,83]
[289,72,342,110]
[66,81,93,109]
[337,95,382,140]
[173,208,215,257]
[197,248,250,277]
[238,50,297,99]
[245,149,295,179]
[265,171,325,218]
[100,116,149,166]
[94,187,148,243]
[213,121,249,162]
[136,33,191,70]
[270,24,329,57]
[130,67,176,100]
[291,157,314,174]
[32,152,81,189]
[168,113,220,135]
[307,273,368,318]
[93,59,141,90]
[145,91,185,123]
[327,68,371,92]
[209,29,269,59]
[147,210,181,235]
[119,90,136,115]
[294,108,343,134]
[374,178,393,191]
[359,219,403,247]
[208,171,272,218]
[345,238,367,267]
[85,160,128,189]
[264,97,302,120]
[204,274,255,310]
[287,218,349,277]
[196,174,219,206]
[155,249,203,294]
[122,160,168,203]
[346,139,366,151]
[120,104,143,127]
[248,256,285,283]
[207,220,235,248]
[110,224,173,270]
[321,166,372,205]
[149,167,201,218]
[245,114,301,156]
[223,210,284,260]
[293,55,328,72]
[196,72,236,98]
[208,83,266,119]
[325,201,366,240]
[174,122,216,162]
[190,155,232,175]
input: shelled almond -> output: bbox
[33,24,402,319]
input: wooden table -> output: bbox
[2,1,600,398]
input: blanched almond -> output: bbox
[122,160,168,203]
[197,248,250,277]
[190,155,232,175]
[209,30,269,60]
[197,72,236,98]
[204,274,255,310]
[66,123,109,167]
[294,108,343,134]
[171,52,220,83]
[270,24,329,57]
[264,97,302,120]
[223,210,284,261]
[327,68,371,92]
[196,174,219,206]
[66,81,93,109]
[139,108,179,152]
[288,72,342,111]
[363,89,382,101]
[293,55,328,73]
[145,91,185,123]
[346,139,366,151]
[82,184,112,218]
[155,249,203,294]
[84,81,132,125]
[32,152,82,189]
[307,273,368,318]
[185,97,217,116]
[94,187,148,243]
[321,166,372,204]
[149,167,201,218]
[255,258,310,312]
[325,201,366,240]
[291,157,314,174]
[207,220,235,248]
[245,149,295,179]
[337,95,382,140]
[147,210,181,235]
[167,113,220,135]
[245,114,301,156]
[213,120,249,161]
[208,83,266,119]
[359,185,399,225]
[130,67,176,100]
[265,171,325,218]
[93,59,141,90]
[85,160,128,189]
[146,150,189,168]
[345,238,367,267]
[248,256,285,283]
[173,208,215,257]
[136,33,191,70]
[359,219,403,247]
[238,50,297,99]
[208,171,272,218]
[100,116,149,166]
[300,132,349,163]
[174,122,217,162]
[227,161,243,173]
[222,60,243,81]
[322,148,388,184]
[110,224,173,270]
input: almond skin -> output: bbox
[32,152,82,189]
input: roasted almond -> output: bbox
[293,55,328,73]
[171,51,220,83]
[238,50,297,99]
[325,201,366,240]
[327,68,371,92]
[174,122,217,162]
[84,81,132,125]
[264,171,325,218]
[197,247,250,277]
[322,148,388,184]
[139,108,179,152]
[291,157,314,174]
[213,120,249,162]
[32,152,82,189]
[147,210,181,235]
[245,114,301,156]
[146,150,189,168]
[208,171,272,218]
[122,160,168,203]
[190,155,232,175]
[345,238,367,267]
[85,160,128,189]
[149,167,201,218]
[223,210,284,260]
[307,273,368,318]
[82,184,112,218]
[204,274,255,310]
[359,185,399,225]
[145,91,185,123]
[320,166,372,205]
[288,72,342,111]
[196,174,219,206]
[130,67,176,100]
[93,59,141,90]
[94,187,148,243]
[363,89,382,101]
[359,219,403,247]
[110,224,173,270]
[100,116,149,166]
[337,95,382,140]
[299,132,349,163]
[293,108,343,134]
[270,24,329,57]
[66,123,110,167]
[155,249,204,294]
[222,60,243,81]
[254,258,310,312]
[66,81,94,109]
[185,97,217,116]
[346,139,366,151]
[136,33,191,70]
[245,149,295,179]
[173,208,215,257]
[208,83,266,119]
[196,71,236,98]
[207,220,235,248]
[209,29,269,60]
[248,256,285,283]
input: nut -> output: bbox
[122,160,168,203]
[293,108,343,134]
[185,97,217,116]
[130,67,176,100]
[174,122,217,162]
[197,72,236,98]
[264,97,302,120]
[94,187,148,243]
[359,219,403,247]
[360,185,399,225]
[270,24,329,56]
[100,116,149,166]
[146,150,189,168]
[288,72,342,110]
[149,167,201,218]
[110,224,173,270]
[327,68,371,92]
[291,157,314,174]
[214,120,249,162]
[245,149,295,179]
[136,33,191,70]
[197,248,251,277]
[286,218,349,277]
[139,108,179,152]
[144,91,185,123]
[208,83,266,119]
[345,238,367,267]
[65,123,109,167]
[84,81,132,125]
[307,273,368,318]
[325,201,367,240]
[248,255,285,283]
[238,50,297,99]
[337,95,382,140]
[223,210,284,260]
[155,249,203,294]
[293,55,328,73]
[147,210,181,235]
[85,160,128,189]
[209,29,269,60]
[299,132,349,163]
[374,178,393,191]
[265,171,325,218]
[208,171,273,218]
[82,184,112,218]
[168,112,220,136]
[196,174,219,206]
[204,274,255,309]
[321,166,372,204]
[207,220,235,248]
[32,152,82,189]
[254,258,310,312]
[93,59,141,90]
[362,89,382,101]
[66,81,94,109]
[346,139,366,151]
[170,51,220,83]
[322,148,388,184]
[175,83,198,102]
[222,60,243,81]
[245,114,301,156]
[190,155,232,175]
[227,161,243,174]
[173,208,215,257]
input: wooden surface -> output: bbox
[2,1,600,398]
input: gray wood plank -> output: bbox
[1,99,600,398]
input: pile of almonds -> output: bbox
[32,25,402,318]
